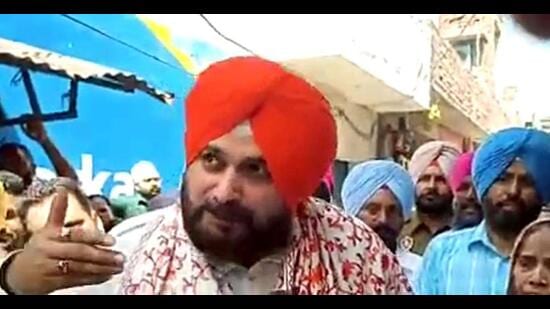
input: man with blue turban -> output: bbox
[416,128,550,295]
[342,160,421,284]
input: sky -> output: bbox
[142,14,549,122]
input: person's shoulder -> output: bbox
[400,212,422,236]
[302,198,387,252]
[427,226,477,253]
[398,249,422,264]
[301,198,411,294]
[109,205,175,239]
[111,194,141,205]
[304,198,371,229]
[433,226,477,242]
[108,206,178,263]
[397,250,422,280]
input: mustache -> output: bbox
[419,189,439,198]
[495,198,526,209]
[200,199,254,224]
[372,224,399,253]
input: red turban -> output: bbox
[185,57,337,210]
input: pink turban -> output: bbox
[449,152,474,193]
[408,141,461,184]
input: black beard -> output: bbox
[482,196,542,237]
[453,214,483,230]
[180,185,292,268]
[416,192,453,216]
[140,190,160,200]
[372,224,399,253]
[453,200,484,230]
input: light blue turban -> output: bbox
[341,160,415,219]
[473,127,550,203]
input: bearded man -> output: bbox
[0,57,411,295]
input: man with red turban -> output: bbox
[0,57,411,295]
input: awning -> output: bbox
[0,38,174,104]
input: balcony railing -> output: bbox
[429,22,509,133]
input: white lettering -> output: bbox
[77,154,112,196]
[110,172,134,199]
[36,153,160,198]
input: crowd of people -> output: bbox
[0,116,175,255]
[0,54,550,295]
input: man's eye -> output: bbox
[244,163,271,179]
[364,203,381,215]
[201,152,223,171]
[496,174,509,183]
[520,177,535,187]
[201,152,217,164]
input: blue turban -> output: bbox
[341,160,415,219]
[473,127,550,203]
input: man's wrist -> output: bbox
[38,136,51,146]
[0,250,23,295]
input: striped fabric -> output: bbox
[415,221,510,295]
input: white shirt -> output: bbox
[396,247,422,293]
[3,206,287,295]
[208,254,285,295]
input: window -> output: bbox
[451,34,488,70]
[451,39,478,70]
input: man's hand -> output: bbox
[5,188,124,295]
[21,116,48,144]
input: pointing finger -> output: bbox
[46,188,69,230]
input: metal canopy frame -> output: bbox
[0,37,175,127]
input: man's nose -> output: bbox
[427,176,437,189]
[211,169,242,204]
[507,177,521,198]
[466,186,475,200]
[375,211,388,225]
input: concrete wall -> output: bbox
[344,15,433,111]
[333,99,379,162]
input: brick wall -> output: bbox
[430,21,509,133]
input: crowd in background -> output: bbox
[2,48,550,294]
[3,114,550,295]
[0,117,177,256]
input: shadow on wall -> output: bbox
[332,160,350,208]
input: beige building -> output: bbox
[379,14,514,162]
[155,14,519,203]
[281,15,517,202]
